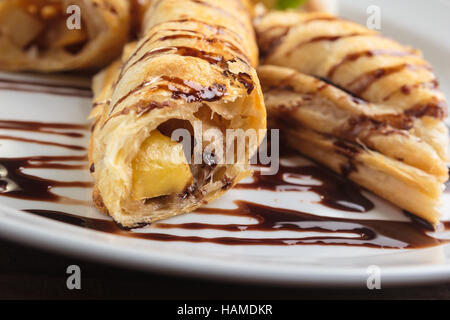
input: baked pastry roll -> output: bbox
[256,11,449,225]
[0,0,130,72]
[89,0,266,228]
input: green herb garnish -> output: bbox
[276,0,308,10]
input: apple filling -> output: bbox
[131,112,234,203]
[131,130,193,201]
[0,0,88,54]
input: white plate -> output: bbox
[0,0,449,288]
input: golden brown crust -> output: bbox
[259,64,448,224]
[89,0,266,228]
[283,127,443,225]
[92,186,108,215]
[258,65,448,181]
[255,11,449,224]
[255,11,448,126]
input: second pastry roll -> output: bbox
[89,0,266,228]
[0,0,130,72]
[255,11,449,225]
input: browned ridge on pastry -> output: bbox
[346,63,432,97]
[285,31,376,56]
[111,15,256,100]
[106,75,229,123]
[123,17,248,67]
[109,53,254,117]
[327,49,415,79]
[109,16,257,115]
[121,46,230,81]
[257,16,339,58]
[256,10,449,225]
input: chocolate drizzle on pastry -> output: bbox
[286,32,374,56]
[257,16,340,59]
[327,50,414,79]
[346,63,430,96]
[331,140,360,178]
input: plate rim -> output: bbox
[0,203,449,288]
[1,0,450,289]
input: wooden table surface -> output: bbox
[0,237,449,300]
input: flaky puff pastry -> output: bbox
[255,11,448,160]
[255,11,449,225]
[0,0,130,72]
[89,0,266,228]
[259,65,447,225]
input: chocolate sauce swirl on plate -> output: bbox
[0,77,92,97]
[0,120,91,204]
[0,120,89,138]
[0,115,448,248]
[23,200,444,249]
[5,145,446,249]
[237,162,374,213]
[0,155,92,203]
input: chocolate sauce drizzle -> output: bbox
[382,79,439,102]
[155,33,249,63]
[0,155,92,203]
[347,63,427,96]
[0,135,86,151]
[0,78,92,98]
[0,119,87,150]
[108,75,228,118]
[120,18,250,82]
[125,17,245,69]
[327,49,412,79]
[11,150,448,249]
[443,221,450,231]
[315,76,366,103]
[258,26,291,59]
[257,16,339,59]
[0,115,447,248]
[286,32,372,56]
[0,120,89,138]
[157,201,442,248]
[23,199,444,249]
[235,163,373,212]
[0,119,91,203]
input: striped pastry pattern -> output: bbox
[255,11,449,224]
